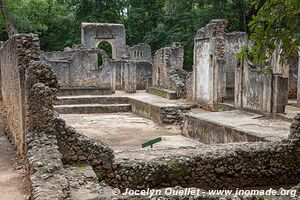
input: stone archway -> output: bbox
[81,23,126,60]
[98,41,113,62]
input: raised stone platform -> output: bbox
[183,110,290,143]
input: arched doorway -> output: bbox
[97,41,112,67]
[98,41,112,59]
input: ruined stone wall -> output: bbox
[25,61,115,199]
[235,59,288,113]
[0,34,40,155]
[81,23,126,59]
[136,61,152,90]
[115,60,152,90]
[124,60,136,93]
[185,72,194,101]
[288,54,298,99]
[224,32,248,100]
[193,19,227,106]
[152,43,187,96]
[41,48,115,91]
[106,137,299,191]
[127,43,152,62]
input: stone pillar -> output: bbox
[110,63,116,93]
[234,59,243,108]
[272,74,288,113]
[262,73,273,113]
[124,60,136,93]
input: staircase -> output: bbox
[54,92,132,114]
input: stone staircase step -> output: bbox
[57,87,112,96]
[55,96,129,105]
[54,104,131,114]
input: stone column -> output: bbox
[110,63,116,93]
[124,60,136,93]
[272,74,288,113]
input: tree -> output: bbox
[238,0,300,70]
[0,0,18,36]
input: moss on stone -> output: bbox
[42,164,49,172]
[196,128,209,139]
[213,103,231,111]
[76,162,86,173]
[148,88,167,98]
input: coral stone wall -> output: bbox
[41,48,115,90]
[106,139,299,191]
[152,43,187,96]
[0,34,40,155]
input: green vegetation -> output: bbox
[76,162,86,173]
[1,0,298,71]
[0,0,253,71]
[237,0,300,72]
[196,128,209,139]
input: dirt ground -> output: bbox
[61,112,200,150]
[0,132,30,200]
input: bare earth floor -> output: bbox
[61,112,200,150]
[0,132,30,200]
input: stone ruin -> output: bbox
[190,19,299,114]
[41,23,153,95]
[150,42,188,99]
[0,21,299,200]
[41,20,300,114]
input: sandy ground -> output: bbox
[0,132,30,200]
[61,112,200,150]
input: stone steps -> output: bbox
[55,96,129,105]
[54,104,131,114]
[57,87,112,96]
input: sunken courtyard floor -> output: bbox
[61,112,200,150]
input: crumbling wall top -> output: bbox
[195,19,228,39]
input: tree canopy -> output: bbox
[238,0,300,71]
[3,0,293,71]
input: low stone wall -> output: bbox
[147,87,178,99]
[130,98,189,124]
[106,139,299,191]
[25,61,114,196]
[182,114,265,143]
[26,132,69,199]
[96,115,300,193]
